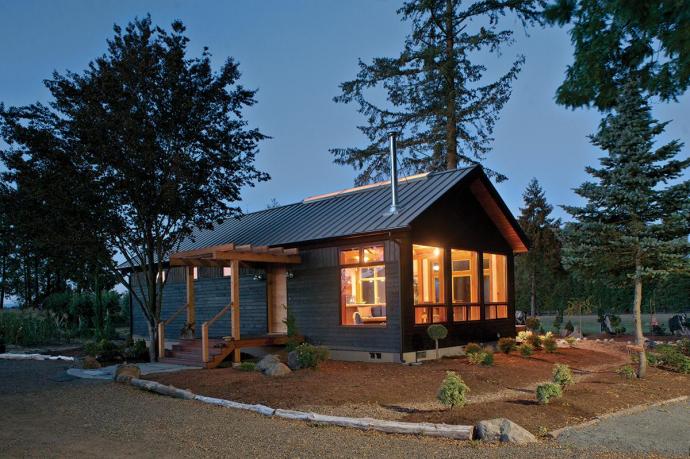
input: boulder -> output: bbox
[256,354,281,372]
[114,364,141,382]
[83,356,101,369]
[287,350,301,370]
[475,418,537,444]
[263,362,292,377]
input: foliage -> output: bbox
[536,382,562,404]
[468,350,493,366]
[652,323,667,336]
[331,0,544,184]
[516,178,563,315]
[648,345,690,374]
[543,335,558,353]
[519,343,534,357]
[552,309,563,332]
[525,317,541,331]
[526,333,542,350]
[552,364,574,388]
[678,339,690,357]
[565,336,577,347]
[427,324,448,359]
[564,320,575,334]
[464,342,482,355]
[544,0,690,110]
[437,371,469,409]
[123,339,148,361]
[517,330,533,342]
[0,309,65,346]
[85,338,120,361]
[497,337,516,354]
[238,362,257,372]
[617,365,636,380]
[562,82,690,378]
[0,16,268,362]
[295,343,329,369]
[481,350,494,366]
[283,305,300,352]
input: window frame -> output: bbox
[482,252,509,320]
[450,248,481,323]
[412,244,447,325]
[339,243,388,328]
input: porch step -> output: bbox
[159,357,204,367]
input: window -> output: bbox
[340,245,386,326]
[451,249,480,321]
[413,244,446,324]
[483,253,508,319]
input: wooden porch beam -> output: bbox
[186,266,195,328]
[231,259,241,363]
[212,251,301,264]
[171,243,235,259]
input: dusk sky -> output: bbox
[2,0,688,221]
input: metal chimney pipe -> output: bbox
[388,132,399,214]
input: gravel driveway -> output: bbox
[0,360,665,458]
[557,400,690,456]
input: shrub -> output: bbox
[617,365,636,380]
[552,364,574,388]
[497,337,516,354]
[238,362,256,371]
[543,335,558,353]
[650,345,690,374]
[437,371,470,409]
[282,306,300,352]
[482,350,494,366]
[467,351,485,365]
[517,330,532,342]
[0,309,65,346]
[85,338,121,361]
[123,339,148,361]
[651,323,667,336]
[427,324,448,359]
[526,333,542,350]
[536,383,562,404]
[464,342,482,355]
[295,343,329,369]
[677,338,690,357]
[525,317,541,331]
[564,320,575,334]
[565,336,577,347]
[519,343,534,357]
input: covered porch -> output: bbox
[158,243,302,368]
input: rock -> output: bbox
[83,356,101,369]
[256,354,281,372]
[263,362,292,377]
[114,364,141,382]
[287,351,301,370]
[475,418,537,444]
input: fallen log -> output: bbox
[193,394,275,416]
[129,378,194,400]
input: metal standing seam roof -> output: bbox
[176,166,476,252]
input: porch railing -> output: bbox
[201,303,232,363]
[157,302,189,358]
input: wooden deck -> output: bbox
[160,334,302,369]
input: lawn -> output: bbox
[538,313,677,336]
[147,341,690,434]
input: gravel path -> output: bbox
[0,360,652,458]
[557,400,690,456]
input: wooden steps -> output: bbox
[160,338,226,367]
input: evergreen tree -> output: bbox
[516,178,562,316]
[562,82,690,377]
[545,0,690,109]
[332,0,544,185]
[0,17,267,360]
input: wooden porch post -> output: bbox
[231,259,241,363]
[186,266,195,332]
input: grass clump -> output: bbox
[437,371,470,409]
[464,342,482,355]
[616,365,636,379]
[497,337,516,354]
[649,344,690,374]
[536,382,562,404]
[519,343,534,357]
[526,333,542,350]
[468,349,494,366]
[238,362,257,371]
[677,338,690,357]
[295,343,330,369]
[543,335,558,353]
[552,364,574,388]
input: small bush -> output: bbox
[552,364,574,388]
[482,350,494,366]
[295,343,329,369]
[238,362,256,372]
[650,345,690,374]
[437,371,470,409]
[526,333,542,350]
[536,383,562,404]
[519,343,534,357]
[468,351,486,365]
[497,337,516,354]
[123,339,148,361]
[517,330,532,342]
[543,335,558,353]
[617,365,636,380]
[677,338,690,357]
[651,323,667,336]
[565,336,577,347]
[464,342,482,355]
[525,317,541,331]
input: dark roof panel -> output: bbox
[177,166,476,251]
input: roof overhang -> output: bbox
[169,243,301,267]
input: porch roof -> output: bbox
[169,243,301,267]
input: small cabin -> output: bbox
[129,165,529,367]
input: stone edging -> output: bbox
[548,395,689,438]
[128,377,474,440]
[0,352,75,362]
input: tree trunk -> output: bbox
[147,319,158,363]
[444,0,457,170]
[529,268,536,317]
[634,256,647,378]
[435,339,440,360]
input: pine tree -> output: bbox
[562,82,690,378]
[332,0,544,185]
[516,178,562,316]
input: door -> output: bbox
[268,266,288,334]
